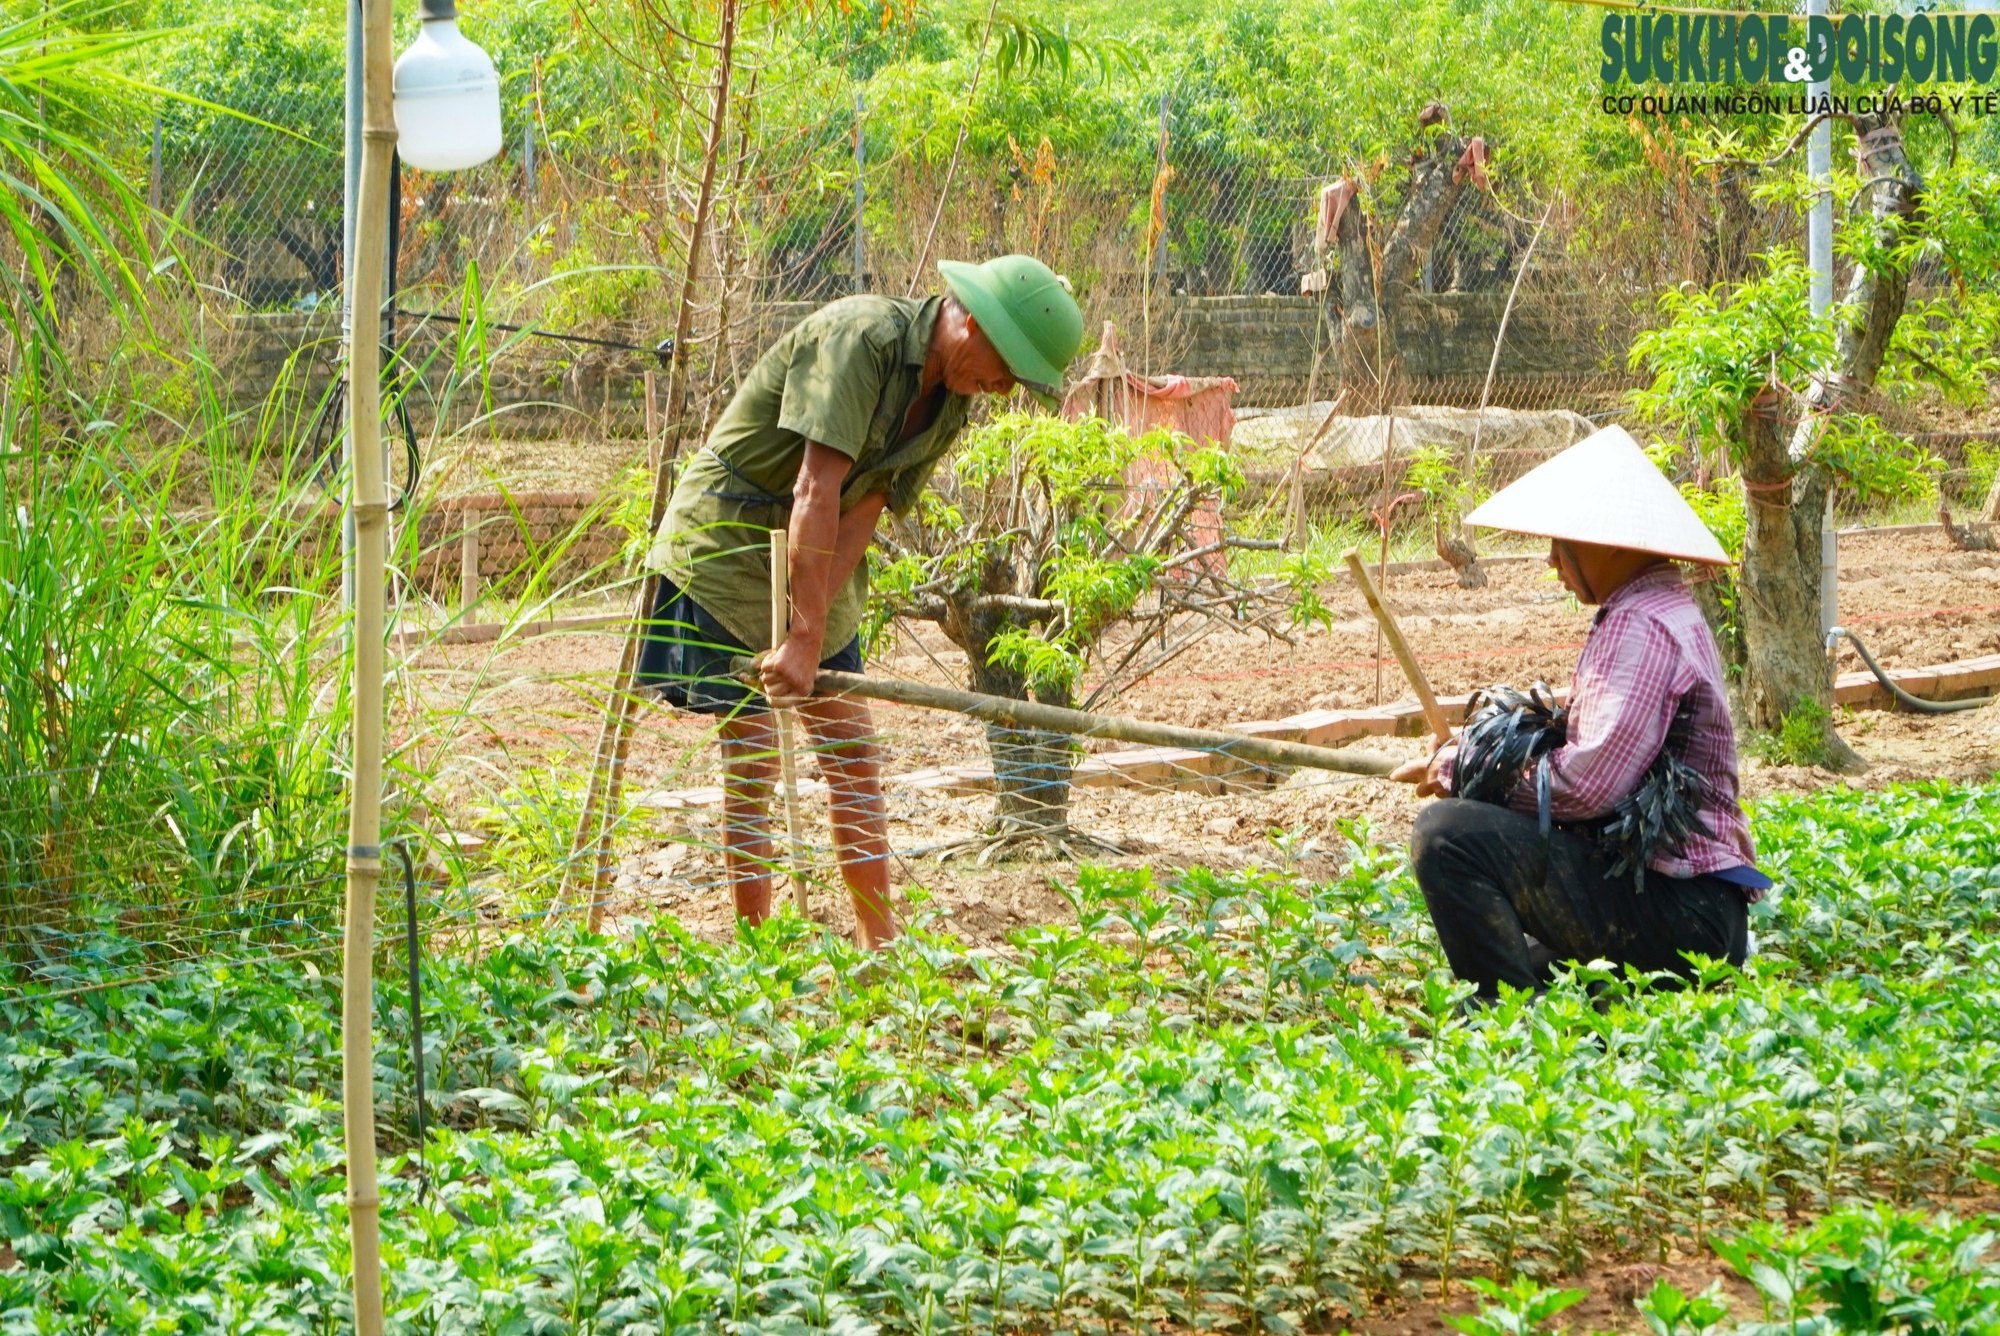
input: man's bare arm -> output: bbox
[763,441,862,703]
[827,490,889,597]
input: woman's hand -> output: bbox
[1390,751,1449,798]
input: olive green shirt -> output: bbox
[646,294,971,652]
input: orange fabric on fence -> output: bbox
[1060,323,1237,574]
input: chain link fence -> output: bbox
[143,14,1717,424]
[6,4,1990,991]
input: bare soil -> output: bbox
[1343,1188,2000,1336]
[423,434,646,499]
[398,529,2000,947]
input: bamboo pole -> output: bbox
[459,511,480,615]
[1342,548,1451,745]
[1373,412,1397,705]
[768,529,809,914]
[568,0,739,928]
[1286,391,1348,550]
[734,661,1400,778]
[1463,194,1557,504]
[341,0,394,1330]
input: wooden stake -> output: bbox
[1286,391,1348,551]
[568,0,740,927]
[769,529,809,914]
[1464,194,1557,503]
[342,1,394,1331]
[644,369,660,472]
[732,660,1400,777]
[1373,412,1397,704]
[459,511,480,616]
[1342,548,1451,745]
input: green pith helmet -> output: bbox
[937,254,1084,408]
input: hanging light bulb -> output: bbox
[393,0,503,172]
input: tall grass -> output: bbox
[0,354,353,974]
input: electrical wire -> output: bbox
[393,308,675,366]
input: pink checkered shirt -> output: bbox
[1440,565,1762,893]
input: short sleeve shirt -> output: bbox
[645,294,970,651]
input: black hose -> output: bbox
[387,154,420,515]
[393,841,429,1199]
[1830,627,1995,714]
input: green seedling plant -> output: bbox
[1636,1278,1733,1336]
[1447,1275,1586,1336]
[1,783,1999,1330]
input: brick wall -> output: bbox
[1158,293,1637,408]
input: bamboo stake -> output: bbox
[768,529,808,914]
[459,511,480,615]
[569,0,739,928]
[906,0,999,294]
[644,369,661,471]
[341,0,393,1330]
[1286,390,1348,550]
[1342,548,1451,745]
[1373,412,1397,705]
[1464,194,1557,505]
[733,660,1400,777]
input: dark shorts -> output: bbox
[635,580,862,718]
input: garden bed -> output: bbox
[402,528,2000,946]
[4,783,1999,1330]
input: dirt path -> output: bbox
[398,530,2000,945]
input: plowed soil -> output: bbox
[401,529,2000,945]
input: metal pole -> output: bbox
[342,1,394,1328]
[1807,0,1836,634]
[852,92,865,293]
[341,0,363,623]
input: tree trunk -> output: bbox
[1690,576,1744,677]
[969,652,1077,844]
[940,552,1081,851]
[1737,400,1831,735]
[1335,185,1377,334]
[1378,134,1470,307]
[1838,122,1920,374]
[1338,134,1472,407]
[1737,110,1919,762]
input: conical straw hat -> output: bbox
[1464,424,1731,566]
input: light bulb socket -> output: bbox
[418,0,458,19]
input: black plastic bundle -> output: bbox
[1450,684,1568,805]
[1452,684,1714,893]
[1597,695,1714,889]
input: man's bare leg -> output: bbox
[802,695,897,949]
[717,715,778,925]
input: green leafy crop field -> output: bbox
[4,784,2000,1333]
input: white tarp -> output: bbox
[1231,403,1599,470]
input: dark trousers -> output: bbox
[1410,799,1748,999]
